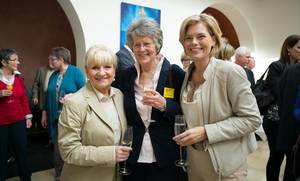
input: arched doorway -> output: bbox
[202,7,240,49]
[0,0,76,88]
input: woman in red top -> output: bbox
[0,48,32,181]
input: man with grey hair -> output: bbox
[235,46,255,89]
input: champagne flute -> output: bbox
[174,115,187,167]
[57,89,66,114]
[58,89,66,102]
[143,81,156,123]
[119,126,133,175]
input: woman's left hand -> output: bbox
[59,93,73,104]
[173,126,207,146]
[143,90,166,111]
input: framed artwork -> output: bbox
[120,2,161,48]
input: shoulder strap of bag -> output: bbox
[168,64,173,88]
[259,66,270,81]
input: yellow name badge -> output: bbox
[163,87,175,98]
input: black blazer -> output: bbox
[243,67,255,90]
[112,46,135,88]
[278,63,300,151]
[119,58,185,167]
[266,60,285,101]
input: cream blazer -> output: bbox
[181,58,262,176]
[58,82,127,181]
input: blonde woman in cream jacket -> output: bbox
[173,14,261,181]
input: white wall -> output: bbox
[58,0,300,79]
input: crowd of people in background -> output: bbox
[0,13,300,181]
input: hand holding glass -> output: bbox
[119,126,133,175]
[143,83,156,123]
[58,90,66,102]
[174,115,187,167]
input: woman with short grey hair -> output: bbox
[117,18,185,181]
[126,18,163,54]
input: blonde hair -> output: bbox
[85,45,117,69]
[180,52,191,63]
[179,14,222,57]
[216,42,235,61]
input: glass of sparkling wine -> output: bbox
[174,115,187,167]
[143,83,156,123]
[119,126,133,175]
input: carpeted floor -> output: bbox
[7,129,53,178]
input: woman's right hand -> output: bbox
[115,146,132,162]
[41,110,47,128]
[173,126,207,146]
[0,90,12,97]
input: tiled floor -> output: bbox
[7,141,285,181]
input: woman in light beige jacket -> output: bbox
[58,45,131,181]
[173,14,262,181]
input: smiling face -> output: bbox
[86,61,115,95]
[132,36,157,67]
[183,22,216,63]
[288,40,300,61]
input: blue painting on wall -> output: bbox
[120,2,161,48]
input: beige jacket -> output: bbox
[58,82,127,181]
[181,58,262,176]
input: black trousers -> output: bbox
[263,118,285,181]
[123,162,183,181]
[0,121,31,181]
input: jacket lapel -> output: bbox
[112,88,126,137]
[156,58,170,95]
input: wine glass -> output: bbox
[57,89,66,114]
[58,89,66,102]
[6,85,13,103]
[6,85,13,91]
[119,126,133,175]
[174,115,187,167]
[143,81,156,123]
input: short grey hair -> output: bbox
[235,46,251,57]
[126,18,163,53]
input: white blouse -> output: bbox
[134,56,163,163]
[93,87,121,145]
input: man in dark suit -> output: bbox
[277,63,300,180]
[235,46,255,90]
[31,56,55,128]
[112,44,135,88]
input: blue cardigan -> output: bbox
[46,64,85,142]
[294,85,300,121]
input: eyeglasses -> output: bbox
[8,58,21,62]
[48,56,58,61]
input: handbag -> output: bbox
[253,67,274,113]
[264,103,279,122]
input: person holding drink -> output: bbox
[116,18,185,181]
[58,45,131,181]
[173,14,261,180]
[0,48,32,181]
[44,47,85,180]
